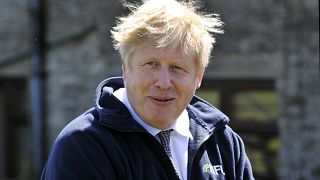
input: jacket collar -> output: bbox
[94,77,146,132]
[187,96,229,134]
[94,77,229,133]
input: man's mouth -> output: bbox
[149,96,175,103]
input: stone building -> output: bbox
[0,0,318,179]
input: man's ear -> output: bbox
[122,64,126,82]
[196,72,204,89]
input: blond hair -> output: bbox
[111,0,223,71]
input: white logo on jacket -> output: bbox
[203,163,225,175]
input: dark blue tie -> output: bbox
[158,129,180,179]
[158,129,173,158]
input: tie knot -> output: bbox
[158,129,172,140]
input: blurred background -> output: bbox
[0,0,319,179]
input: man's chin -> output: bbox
[148,114,178,127]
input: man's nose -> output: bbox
[155,68,172,90]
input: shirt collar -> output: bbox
[113,88,192,139]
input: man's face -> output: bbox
[123,40,203,129]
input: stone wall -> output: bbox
[0,0,319,179]
[0,0,32,77]
[278,0,319,179]
[45,0,124,143]
[203,0,284,79]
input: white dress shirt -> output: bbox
[113,88,192,180]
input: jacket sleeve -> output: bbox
[232,130,255,180]
[41,131,117,180]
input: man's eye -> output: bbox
[146,61,155,66]
[144,61,159,68]
[171,65,185,72]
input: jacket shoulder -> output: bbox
[42,109,119,180]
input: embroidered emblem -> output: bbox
[202,163,225,175]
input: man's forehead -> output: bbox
[136,39,195,59]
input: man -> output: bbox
[41,0,254,179]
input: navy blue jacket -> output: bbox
[41,77,254,180]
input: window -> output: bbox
[0,78,33,179]
[196,79,279,180]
